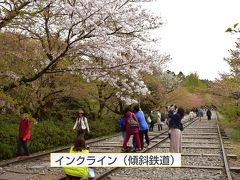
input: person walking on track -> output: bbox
[197,108,204,121]
[206,109,212,120]
[73,109,90,139]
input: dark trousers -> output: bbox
[77,129,86,139]
[133,129,150,149]
[158,124,163,131]
[66,175,82,180]
[149,122,154,131]
[17,138,29,156]
[207,116,211,120]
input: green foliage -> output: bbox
[218,102,240,123]
[234,23,239,28]
[219,115,240,142]
[87,118,118,138]
[0,91,17,113]
[202,93,211,105]
[226,23,240,33]
[225,27,233,32]
[218,100,240,144]
[141,71,169,111]
[29,119,75,152]
[0,113,118,160]
[184,73,207,92]
[231,128,240,142]
[0,114,19,159]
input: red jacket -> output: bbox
[123,111,139,134]
[19,118,31,141]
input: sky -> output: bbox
[146,0,240,80]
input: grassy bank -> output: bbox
[0,114,118,160]
[218,113,240,157]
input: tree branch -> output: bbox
[0,1,31,30]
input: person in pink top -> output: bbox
[17,113,31,159]
[121,106,141,152]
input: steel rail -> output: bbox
[217,124,232,180]
[94,117,199,180]
[0,117,194,167]
[95,112,235,180]
[0,134,119,167]
[1,116,198,180]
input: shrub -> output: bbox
[29,119,75,152]
[0,114,119,160]
[87,118,118,139]
[0,114,19,159]
[231,128,240,142]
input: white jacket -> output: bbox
[157,112,162,124]
[73,117,90,132]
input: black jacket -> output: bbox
[206,110,212,117]
[169,113,181,130]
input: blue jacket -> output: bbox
[117,117,124,127]
[117,117,125,131]
[135,111,148,131]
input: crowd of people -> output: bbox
[16,105,214,179]
[118,104,185,153]
[118,105,214,153]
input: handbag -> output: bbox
[147,116,152,123]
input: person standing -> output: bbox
[148,111,154,131]
[169,107,185,153]
[121,106,141,152]
[164,106,169,125]
[157,111,163,131]
[206,109,212,120]
[17,113,31,159]
[167,105,177,126]
[197,108,204,121]
[189,110,195,120]
[73,109,90,139]
[133,105,150,150]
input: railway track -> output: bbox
[93,116,198,180]
[96,111,239,180]
[0,116,193,180]
[0,134,119,180]
[0,111,239,180]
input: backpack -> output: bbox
[128,116,139,128]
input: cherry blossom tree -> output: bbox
[212,35,240,101]
[208,27,240,123]
[0,0,32,30]
[1,0,168,104]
